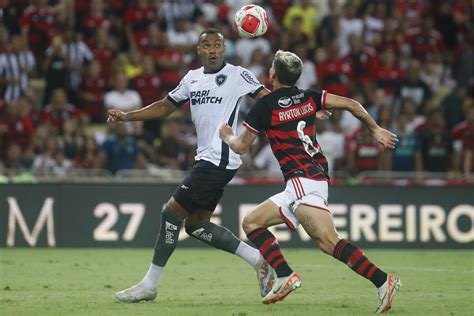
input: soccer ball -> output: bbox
[234,5,269,39]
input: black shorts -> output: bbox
[172,160,237,213]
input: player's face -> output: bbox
[269,62,276,84]
[197,33,225,71]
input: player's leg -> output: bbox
[243,199,302,304]
[115,197,188,302]
[295,205,401,313]
[184,208,274,297]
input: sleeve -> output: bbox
[167,73,190,107]
[309,89,327,111]
[237,67,265,98]
[242,99,266,135]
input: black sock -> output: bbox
[152,206,183,266]
[247,228,293,278]
[333,239,387,288]
[185,222,240,254]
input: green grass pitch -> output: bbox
[0,248,472,315]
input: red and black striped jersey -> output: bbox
[243,86,329,182]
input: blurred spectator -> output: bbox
[347,126,383,173]
[280,16,308,51]
[155,116,190,170]
[102,123,145,173]
[394,60,432,113]
[104,73,142,113]
[362,1,386,46]
[343,34,379,94]
[61,29,93,92]
[43,36,71,104]
[420,54,454,93]
[317,0,340,47]
[452,106,474,175]
[253,138,283,180]
[160,0,199,31]
[390,114,416,171]
[149,30,185,90]
[316,40,351,97]
[90,27,116,79]
[0,35,36,102]
[5,143,30,169]
[400,98,425,133]
[125,0,157,52]
[282,0,319,47]
[441,86,467,129]
[235,36,271,68]
[247,49,266,79]
[0,0,21,35]
[375,49,405,98]
[132,54,163,140]
[338,1,363,57]
[81,0,111,40]
[404,14,445,62]
[74,136,104,169]
[40,88,84,130]
[20,0,56,57]
[415,109,452,172]
[167,18,199,52]
[293,42,317,90]
[394,0,427,28]
[32,136,62,175]
[0,97,35,151]
[78,60,107,122]
[316,114,345,174]
[374,18,403,54]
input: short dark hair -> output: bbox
[198,29,224,42]
[273,50,303,86]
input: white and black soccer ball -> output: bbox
[234,5,269,39]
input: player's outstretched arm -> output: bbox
[219,123,257,155]
[107,97,177,123]
[325,93,399,149]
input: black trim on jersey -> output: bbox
[166,95,189,108]
[248,85,265,99]
[219,96,242,168]
[203,62,227,74]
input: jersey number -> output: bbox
[297,121,319,157]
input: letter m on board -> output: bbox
[6,197,56,247]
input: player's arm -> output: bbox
[325,93,399,149]
[107,96,177,123]
[219,123,257,155]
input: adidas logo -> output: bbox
[192,228,204,237]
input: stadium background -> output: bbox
[0,0,473,315]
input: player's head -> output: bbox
[270,50,303,87]
[197,29,226,72]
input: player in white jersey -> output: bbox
[107,29,275,302]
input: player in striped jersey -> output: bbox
[220,50,401,312]
[108,29,282,303]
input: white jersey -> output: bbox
[168,63,264,169]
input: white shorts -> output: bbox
[270,177,330,231]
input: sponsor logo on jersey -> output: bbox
[215,74,227,86]
[278,97,293,108]
[240,70,260,86]
[272,101,316,125]
[190,90,223,105]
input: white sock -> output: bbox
[235,241,260,268]
[141,263,163,291]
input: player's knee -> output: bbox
[242,214,259,234]
[315,231,340,255]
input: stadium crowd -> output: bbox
[0,0,472,181]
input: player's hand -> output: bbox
[107,109,127,123]
[219,123,233,142]
[372,127,399,149]
[316,110,332,120]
